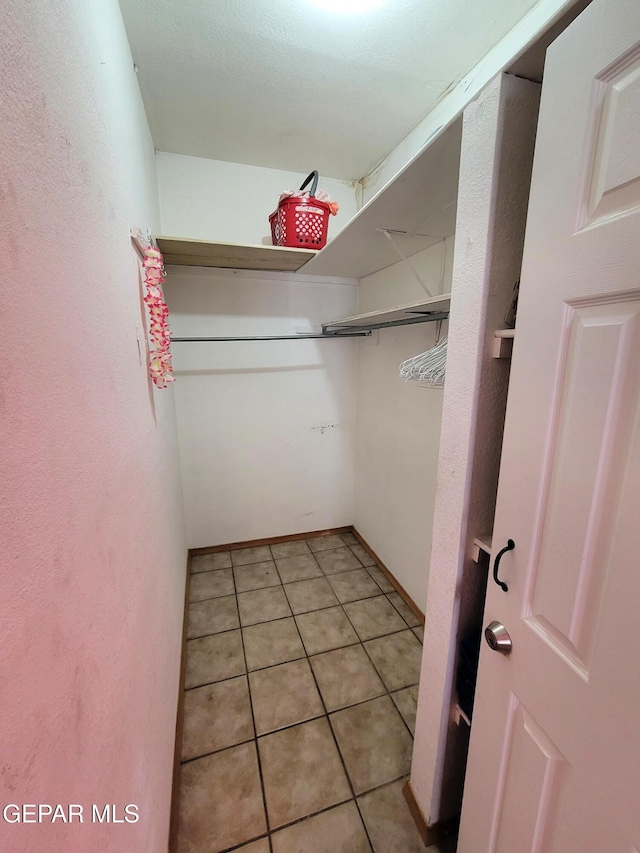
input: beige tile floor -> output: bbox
[177,532,457,853]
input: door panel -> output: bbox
[491,698,566,853]
[585,50,640,225]
[528,298,640,673]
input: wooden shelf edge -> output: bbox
[156,236,316,272]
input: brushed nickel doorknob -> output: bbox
[485,621,512,654]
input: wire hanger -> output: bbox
[398,237,449,387]
[399,334,448,387]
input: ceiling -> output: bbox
[119,0,541,181]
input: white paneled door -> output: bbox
[458,1,640,851]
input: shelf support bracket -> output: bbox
[378,229,434,298]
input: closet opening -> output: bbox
[163,112,462,852]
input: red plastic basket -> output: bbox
[269,171,331,250]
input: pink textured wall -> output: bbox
[0,1,187,850]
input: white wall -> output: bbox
[165,267,358,548]
[0,1,186,851]
[353,238,454,608]
[157,151,359,246]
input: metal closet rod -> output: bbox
[171,311,449,342]
[171,332,370,342]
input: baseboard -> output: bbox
[189,526,352,555]
[168,554,191,853]
[403,781,459,847]
[352,529,425,625]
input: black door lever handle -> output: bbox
[492,539,515,592]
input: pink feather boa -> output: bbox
[142,246,175,388]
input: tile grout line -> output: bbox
[181,671,419,765]
[185,625,420,694]
[295,540,421,844]
[251,776,416,853]
[323,537,420,840]
[284,564,378,853]
[260,797,357,840]
[233,571,275,853]
[192,542,404,583]
[187,606,407,645]
[180,712,413,805]
[329,564,420,743]
[182,571,274,853]
[186,597,420,687]
[263,541,366,847]
[214,832,271,853]
[307,536,421,731]
[182,533,424,851]
[190,542,420,623]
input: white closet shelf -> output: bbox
[299,117,463,280]
[472,535,493,562]
[493,328,515,359]
[156,236,316,272]
[323,293,451,330]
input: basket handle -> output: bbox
[299,170,319,198]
